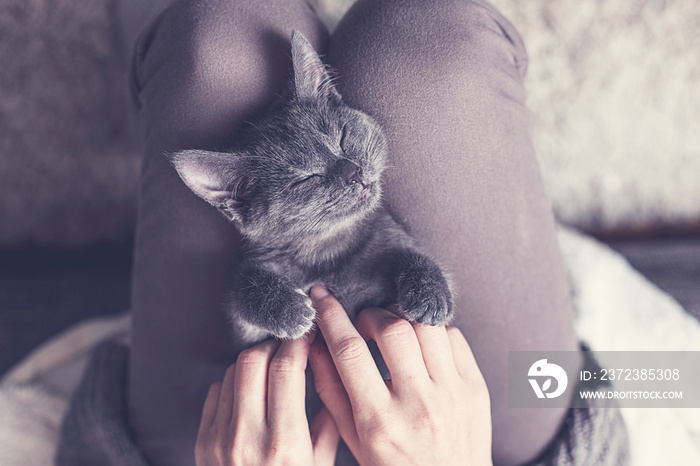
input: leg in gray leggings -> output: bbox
[125,1,582,465]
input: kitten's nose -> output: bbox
[335,159,364,186]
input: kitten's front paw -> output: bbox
[397,256,453,326]
[267,288,316,339]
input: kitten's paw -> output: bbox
[267,289,316,339]
[397,257,453,326]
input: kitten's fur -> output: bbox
[171,32,453,341]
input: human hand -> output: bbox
[309,286,493,466]
[195,332,339,466]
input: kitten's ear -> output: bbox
[291,31,341,101]
[170,149,248,222]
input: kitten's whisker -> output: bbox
[243,120,277,148]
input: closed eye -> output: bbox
[289,174,323,190]
[339,124,348,149]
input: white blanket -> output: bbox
[1,229,699,465]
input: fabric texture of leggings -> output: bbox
[125,1,582,464]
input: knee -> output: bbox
[132,0,279,105]
[131,0,327,140]
[331,0,527,97]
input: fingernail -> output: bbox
[311,285,330,300]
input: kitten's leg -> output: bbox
[231,268,315,341]
[395,250,454,325]
[123,1,327,464]
[329,2,582,465]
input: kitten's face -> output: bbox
[171,32,387,247]
[233,99,386,242]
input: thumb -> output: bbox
[310,405,340,466]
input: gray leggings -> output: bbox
[123,0,582,464]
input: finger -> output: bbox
[411,322,458,381]
[196,381,222,463]
[446,326,483,379]
[200,381,222,430]
[232,339,279,424]
[267,329,316,430]
[311,286,389,408]
[309,338,361,454]
[354,307,430,388]
[214,363,237,427]
[310,405,340,466]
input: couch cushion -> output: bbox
[0,0,139,250]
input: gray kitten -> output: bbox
[171,32,453,342]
